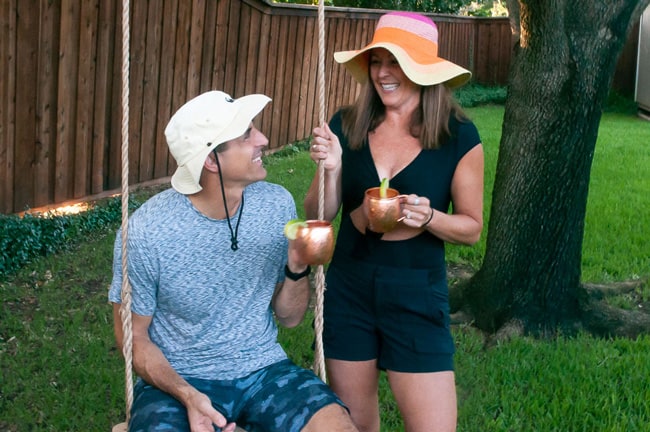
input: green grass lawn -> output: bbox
[1,107,649,431]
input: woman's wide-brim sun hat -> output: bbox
[334,11,471,89]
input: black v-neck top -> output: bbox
[330,109,481,272]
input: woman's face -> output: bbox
[368,48,420,113]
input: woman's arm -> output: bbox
[423,144,484,245]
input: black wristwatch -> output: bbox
[284,264,311,281]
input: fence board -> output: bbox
[212,0,230,92]
[14,0,38,211]
[127,0,147,185]
[0,0,640,213]
[279,15,299,147]
[260,13,279,142]
[255,12,271,134]
[235,4,252,99]
[296,17,313,140]
[337,18,353,118]
[223,0,240,96]
[152,0,177,180]
[304,15,317,129]
[187,0,205,99]
[74,0,99,198]
[138,0,163,183]
[286,13,302,142]
[497,21,512,84]
[200,0,218,95]
[0,0,13,212]
[55,0,82,205]
[269,15,289,149]
[106,1,121,191]
[91,0,115,194]
[334,18,354,115]
[167,0,193,176]
[34,1,59,206]
[324,18,339,122]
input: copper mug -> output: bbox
[289,220,335,265]
[364,187,404,233]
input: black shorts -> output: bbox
[323,257,454,373]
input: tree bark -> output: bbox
[464,0,650,335]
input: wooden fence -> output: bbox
[0,0,638,214]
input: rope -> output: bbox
[115,3,328,429]
[118,0,134,425]
[312,0,327,382]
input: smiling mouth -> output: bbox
[381,83,399,91]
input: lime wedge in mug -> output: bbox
[284,219,308,240]
[379,178,389,199]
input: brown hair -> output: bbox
[340,82,468,150]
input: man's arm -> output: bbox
[111,303,236,432]
[271,237,312,330]
[271,271,311,328]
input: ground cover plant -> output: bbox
[1,100,648,431]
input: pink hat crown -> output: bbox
[376,11,439,46]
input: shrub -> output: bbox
[455,83,508,107]
[0,196,140,279]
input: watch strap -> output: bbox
[284,264,311,281]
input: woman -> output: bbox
[304,11,484,432]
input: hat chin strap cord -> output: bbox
[214,150,243,251]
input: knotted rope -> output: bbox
[114,2,329,430]
[312,0,328,383]
[113,0,133,429]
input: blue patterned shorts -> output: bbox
[128,359,344,432]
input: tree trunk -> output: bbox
[464,0,650,335]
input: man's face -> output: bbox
[217,122,269,186]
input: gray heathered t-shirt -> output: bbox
[108,182,297,380]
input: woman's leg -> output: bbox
[387,370,457,432]
[326,358,381,432]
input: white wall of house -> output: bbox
[635,5,650,116]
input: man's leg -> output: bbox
[239,360,357,432]
[129,380,191,431]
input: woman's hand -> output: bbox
[310,122,342,172]
[400,194,434,229]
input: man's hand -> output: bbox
[186,391,236,432]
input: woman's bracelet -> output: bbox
[422,208,434,228]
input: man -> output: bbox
[109,91,357,432]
